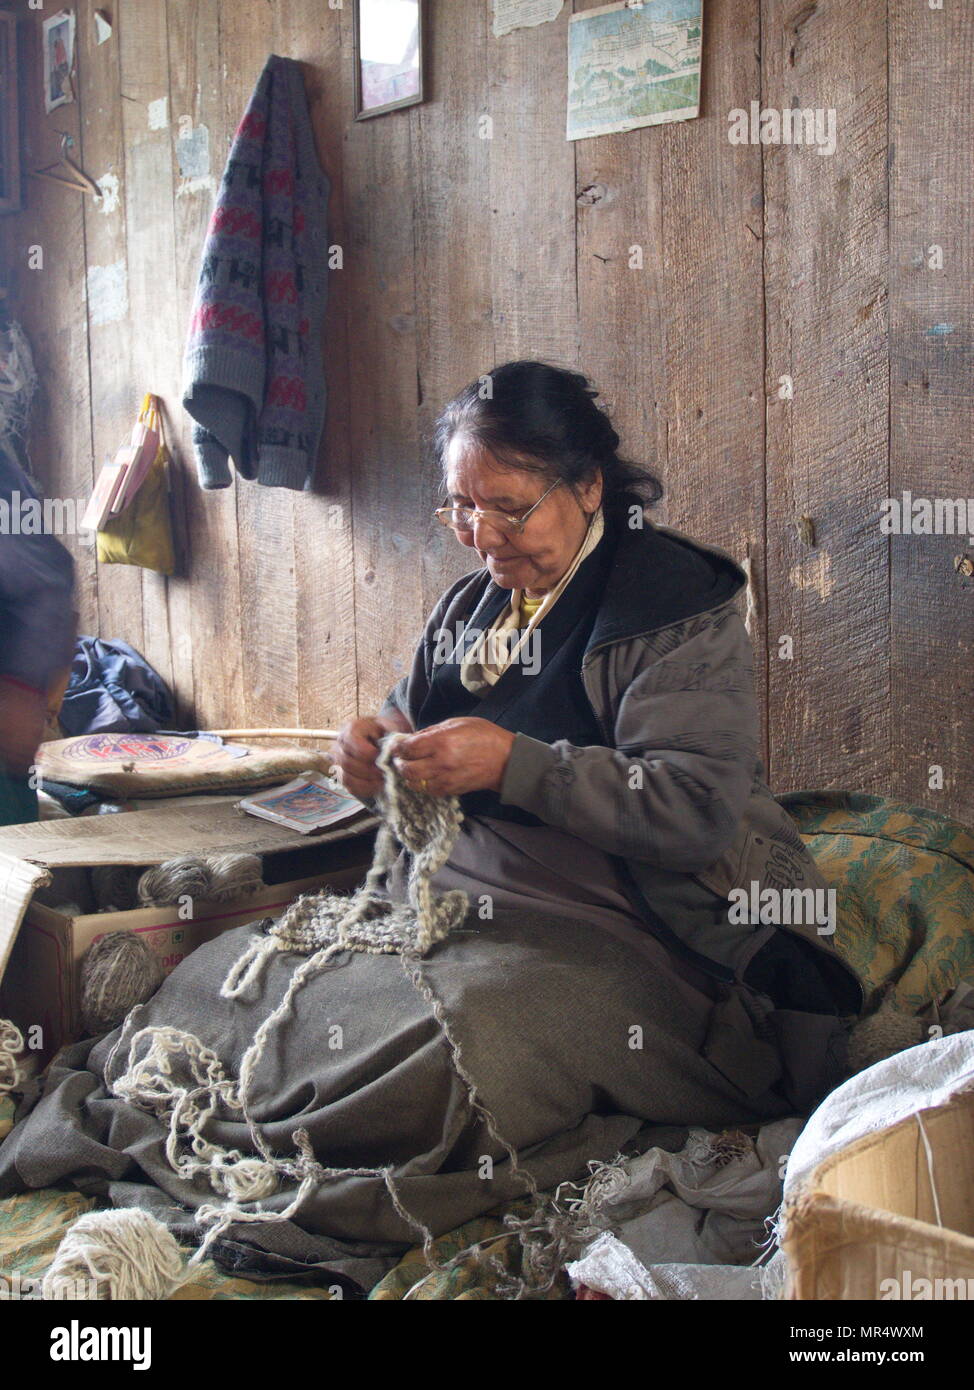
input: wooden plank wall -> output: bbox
[1,0,971,823]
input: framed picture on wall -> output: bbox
[0,10,20,214]
[353,0,425,120]
[42,8,76,115]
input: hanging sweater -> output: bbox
[182,56,331,491]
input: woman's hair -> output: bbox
[429,360,663,519]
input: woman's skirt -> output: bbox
[0,891,846,1290]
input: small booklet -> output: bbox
[111,417,161,514]
[237,772,364,834]
[80,459,129,531]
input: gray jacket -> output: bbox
[382,517,864,1010]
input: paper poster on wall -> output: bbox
[567,0,703,142]
[493,0,564,40]
[43,10,76,114]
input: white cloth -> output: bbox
[566,1117,802,1300]
[567,1032,974,1300]
[568,1235,768,1300]
[460,508,604,692]
[780,1030,974,1214]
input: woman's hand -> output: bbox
[330,710,412,801]
[392,718,516,798]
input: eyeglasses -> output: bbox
[434,478,562,536]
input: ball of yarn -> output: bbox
[137,851,264,907]
[205,851,264,902]
[138,855,212,908]
[42,1207,185,1301]
[80,932,165,1036]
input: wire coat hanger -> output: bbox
[31,132,102,198]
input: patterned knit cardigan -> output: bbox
[182,55,331,491]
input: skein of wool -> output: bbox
[204,851,265,902]
[42,1208,186,1301]
[137,855,212,908]
[80,932,166,1036]
[137,851,264,907]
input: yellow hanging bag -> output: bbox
[96,394,176,575]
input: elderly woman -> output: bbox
[0,362,865,1292]
[335,360,862,1038]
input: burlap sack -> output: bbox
[38,733,331,799]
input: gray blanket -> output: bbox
[0,907,801,1293]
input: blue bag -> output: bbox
[59,636,174,735]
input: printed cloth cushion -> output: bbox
[781,790,974,1012]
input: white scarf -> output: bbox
[460,508,605,694]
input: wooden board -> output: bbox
[341,0,425,716]
[761,0,891,794]
[0,797,377,867]
[280,0,360,733]
[5,14,97,640]
[487,0,577,366]
[412,0,495,614]
[166,0,244,733]
[75,0,145,665]
[888,0,974,826]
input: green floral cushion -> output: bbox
[782,790,974,1012]
[368,1194,569,1301]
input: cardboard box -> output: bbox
[783,1089,974,1299]
[0,867,368,1062]
[0,797,377,1061]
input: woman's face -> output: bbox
[444,438,603,595]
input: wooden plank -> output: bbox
[166,0,245,731]
[74,0,145,666]
[888,0,974,826]
[574,0,768,758]
[0,797,377,867]
[215,2,301,731]
[277,0,359,731]
[487,0,577,365]
[148,2,196,727]
[115,0,184,711]
[573,0,667,518]
[411,0,494,615]
[6,11,98,634]
[761,0,890,794]
[339,0,424,717]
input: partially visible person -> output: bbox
[0,444,76,825]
